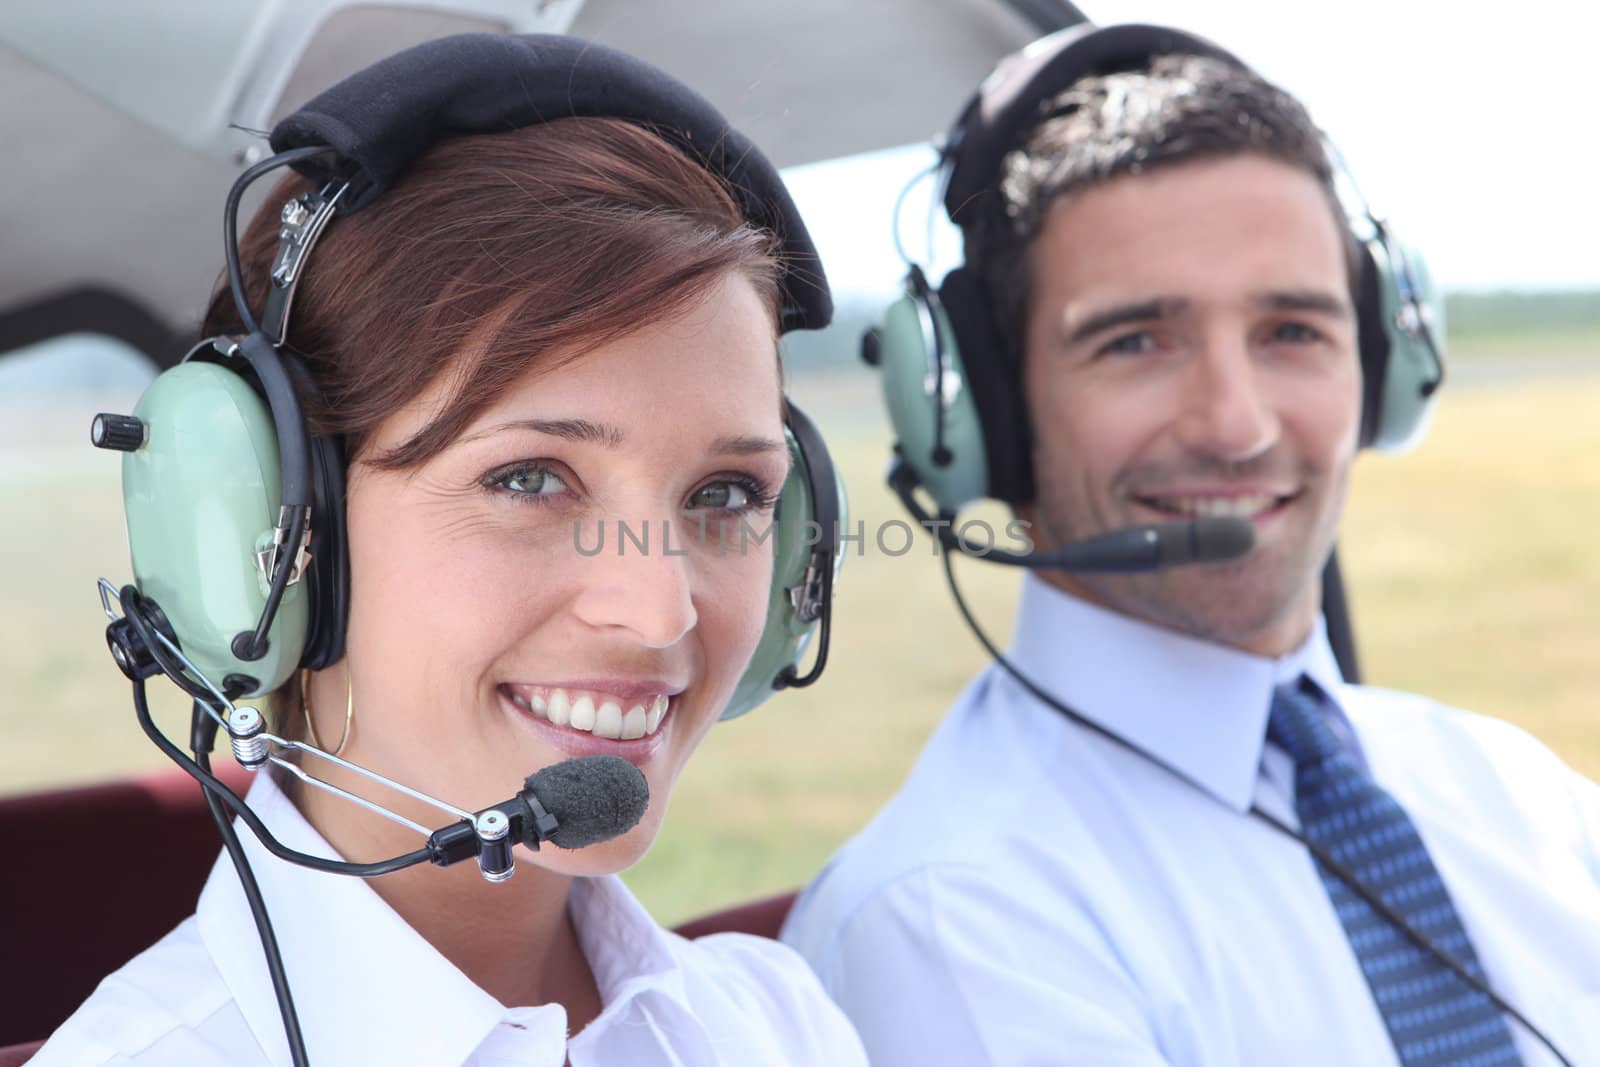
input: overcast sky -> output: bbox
[790,0,1597,295]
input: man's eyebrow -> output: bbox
[459,417,624,448]
[1065,298,1188,345]
[1253,289,1354,317]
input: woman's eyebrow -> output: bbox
[710,434,788,457]
[457,419,784,457]
[460,417,624,448]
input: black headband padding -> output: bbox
[269,33,830,333]
[942,23,1242,229]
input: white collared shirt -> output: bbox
[783,573,1600,1066]
[36,769,867,1067]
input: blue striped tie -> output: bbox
[1268,679,1522,1066]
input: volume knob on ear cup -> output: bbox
[91,413,147,452]
[860,327,883,367]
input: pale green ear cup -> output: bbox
[721,428,842,720]
[123,362,308,696]
[1367,235,1446,454]
[876,293,989,514]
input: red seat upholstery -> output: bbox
[0,763,252,1047]
[0,1040,43,1066]
[672,889,798,941]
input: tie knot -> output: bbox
[1266,679,1344,767]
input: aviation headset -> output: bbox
[870,22,1448,517]
[94,33,842,721]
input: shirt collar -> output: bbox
[1006,572,1346,812]
[197,769,516,1067]
[570,871,688,1010]
[195,769,698,1067]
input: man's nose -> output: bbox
[571,519,698,649]
[1174,338,1280,463]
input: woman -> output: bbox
[37,34,862,1067]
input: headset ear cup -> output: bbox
[1355,244,1391,449]
[299,431,348,671]
[121,361,310,696]
[1361,231,1446,453]
[720,404,844,720]
[935,267,1033,505]
[873,275,990,514]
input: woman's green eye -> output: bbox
[687,481,752,512]
[492,465,567,498]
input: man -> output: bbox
[782,23,1600,1066]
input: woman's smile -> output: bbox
[498,682,681,766]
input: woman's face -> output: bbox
[339,272,787,873]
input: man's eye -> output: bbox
[1272,322,1322,344]
[1101,331,1157,356]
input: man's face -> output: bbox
[1019,153,1362,656]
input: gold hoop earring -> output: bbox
[301,667,354,757]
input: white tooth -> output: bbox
[547,689,571,727]
[569,695,596,732]
[529,692,547,714]
[620,705,647,740]
[646,695,667,734]
[593,700,623,739]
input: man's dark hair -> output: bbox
[968,53,1358,362]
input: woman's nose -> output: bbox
[570,518,698,649]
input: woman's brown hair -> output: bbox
[202,116,784,468]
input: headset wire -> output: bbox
[190,700,310,1067]
[123,600,432,878]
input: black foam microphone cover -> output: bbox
[1024,516,1255,573]
[521,755,649,849]
[1164,516,1256,567]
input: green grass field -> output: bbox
[2,358,1596,927]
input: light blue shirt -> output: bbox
[783,573,1600,1066]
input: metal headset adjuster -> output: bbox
[255,505,313,589]
[262,180,349,346]
[787,559,828,624]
